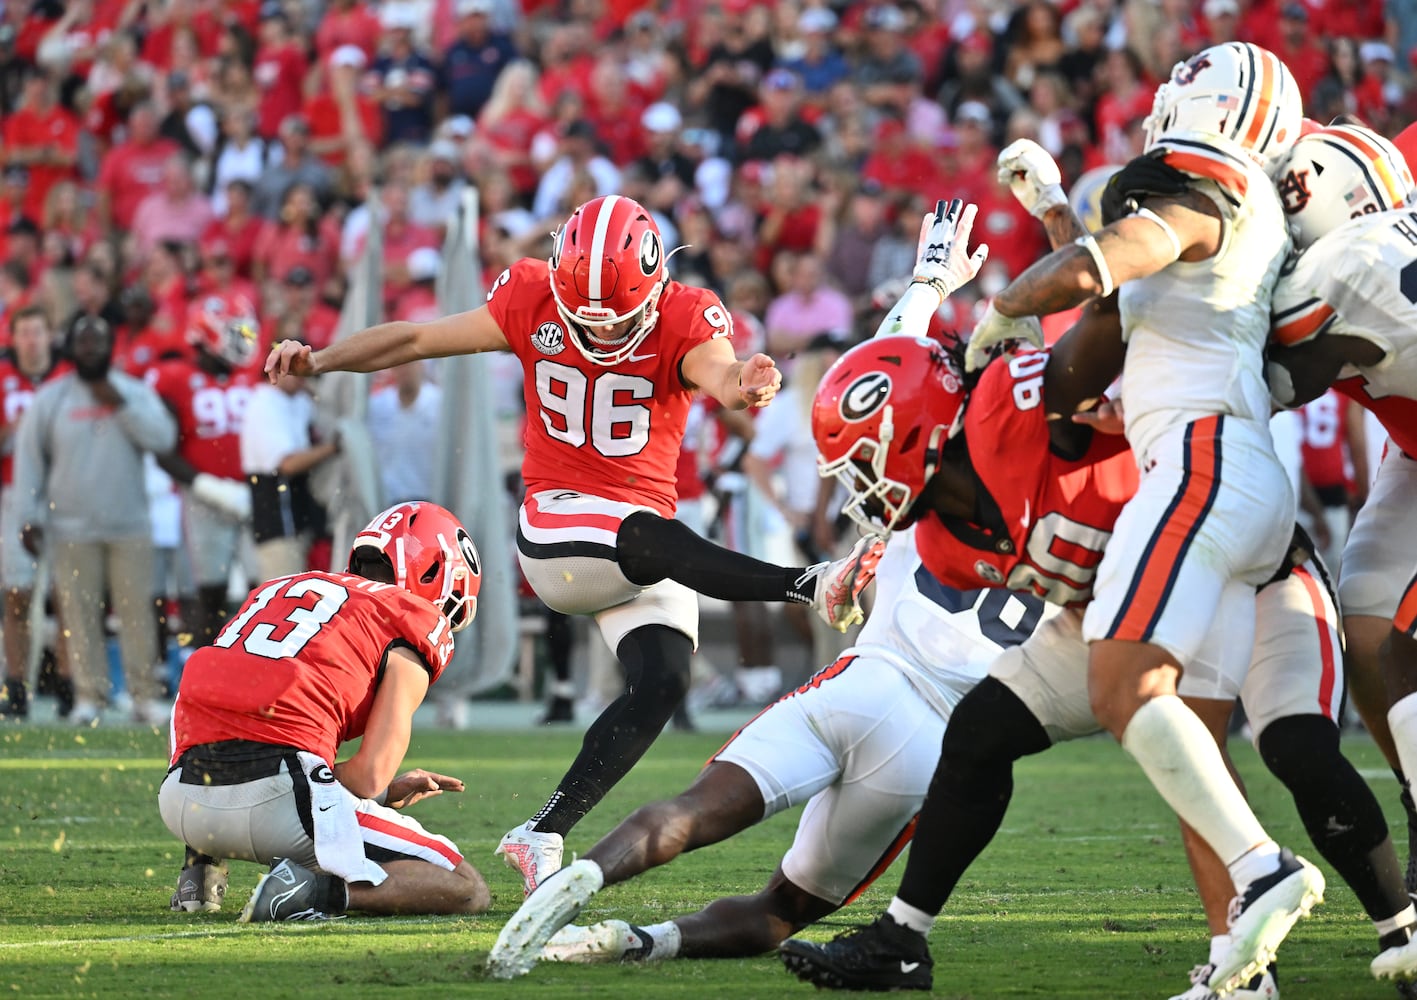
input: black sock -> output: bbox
[0,678,26,714]
[896,678,1051,915]
[616,511,811,603]
[529,625,693,837]
[1261,715,1411,923]
[546,609,573,685]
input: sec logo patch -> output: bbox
[532,322,566,356]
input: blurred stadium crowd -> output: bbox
[0,0,1406,723]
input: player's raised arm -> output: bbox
[872,198,988,339]
[264,305,510,382]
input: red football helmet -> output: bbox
[548,195,667,367]
[348,502,481,632]
[187,293,259,367]
[812,335,967,533]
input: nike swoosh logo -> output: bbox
[318,804,334,812]
[900,961,920,974]
[626,353,657,363]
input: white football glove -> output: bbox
[964,301,1045,373]
[996,139,1067,219]
[915,198,989,298]
[192,472,252,522]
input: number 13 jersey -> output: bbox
[170,572,454,766]
[486,258,730,517]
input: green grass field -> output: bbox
[0,722,1407,999]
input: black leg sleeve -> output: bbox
[616,511,810,602]
[529,624,693,837]
[895,677,1053,916]
[1259,714,1410,922]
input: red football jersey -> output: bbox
[914,351,1139,607]
[486,258,730,516]
[1298,389,1351,491]
[171,572,455,766]
[0,359,69,485]
[148,361,257,480]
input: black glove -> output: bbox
[1100,149,1194,226]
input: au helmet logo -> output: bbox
[639,230,662,276]
[532,322,566,356]
[840,372,892,422]
[1276,168,1311,214]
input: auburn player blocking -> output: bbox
[161,501,490,920]
[264,195,883,898]
[0,306,70,720]
[148,294,260,646]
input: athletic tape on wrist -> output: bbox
[1073,233,1114,298]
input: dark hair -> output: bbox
[9,303,47,334]
[1,260,30,288]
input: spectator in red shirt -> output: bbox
[951,101,1001,199]
[753,155,822,273]
[202,179,263,278]
[1310,36,1390,128]
[41,180,101,266]
[142,0,223,67]
[369,183,440,311]
[1093,48,1153,165]
[253,9,310,140]
[585,55,652,166]
[474,61,550,199]
[861,118,942,199]
[251,183,339,287]
[306,46,384,168]
[131,154,214,257]
[2,67,80,222]
[315,0,384,65]
[193,236,259,306]
[271,266,340,351]
[1271,3,1332,102]
[96,101,181,234]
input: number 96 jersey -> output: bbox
[170,572,455,767]
[914,350,1139,607]
[486,258,731,517]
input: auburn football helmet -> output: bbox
[348,502,481,632]
[1144,42,1303,176]
[187,294,260,368]
[812,335,966,533]
[1276,123,1415,250]
[548,195,668,367]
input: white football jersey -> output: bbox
[1272,208,1417,434]
[1119,153,1291,460]
[851,526,1060,720]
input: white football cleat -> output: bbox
[544,920,657,964]
[1210,850,1323,995]
[1372,932,1417,982]
[487,859,604,980]
[1168,962,1277,1000]
[496,821,564,897]
[802,534,886,632]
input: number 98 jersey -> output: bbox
[170,572,455,767]
[486,258,731,517]
[914,350,1139,607]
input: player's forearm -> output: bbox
[993,245,1101,318]
[712,360,750,410]
[1038,204,1090,250]
[312,321,422,374]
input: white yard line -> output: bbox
[0,915,453,950]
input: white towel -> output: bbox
[297,751,388,887]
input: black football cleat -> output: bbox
[780,914,933,992]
